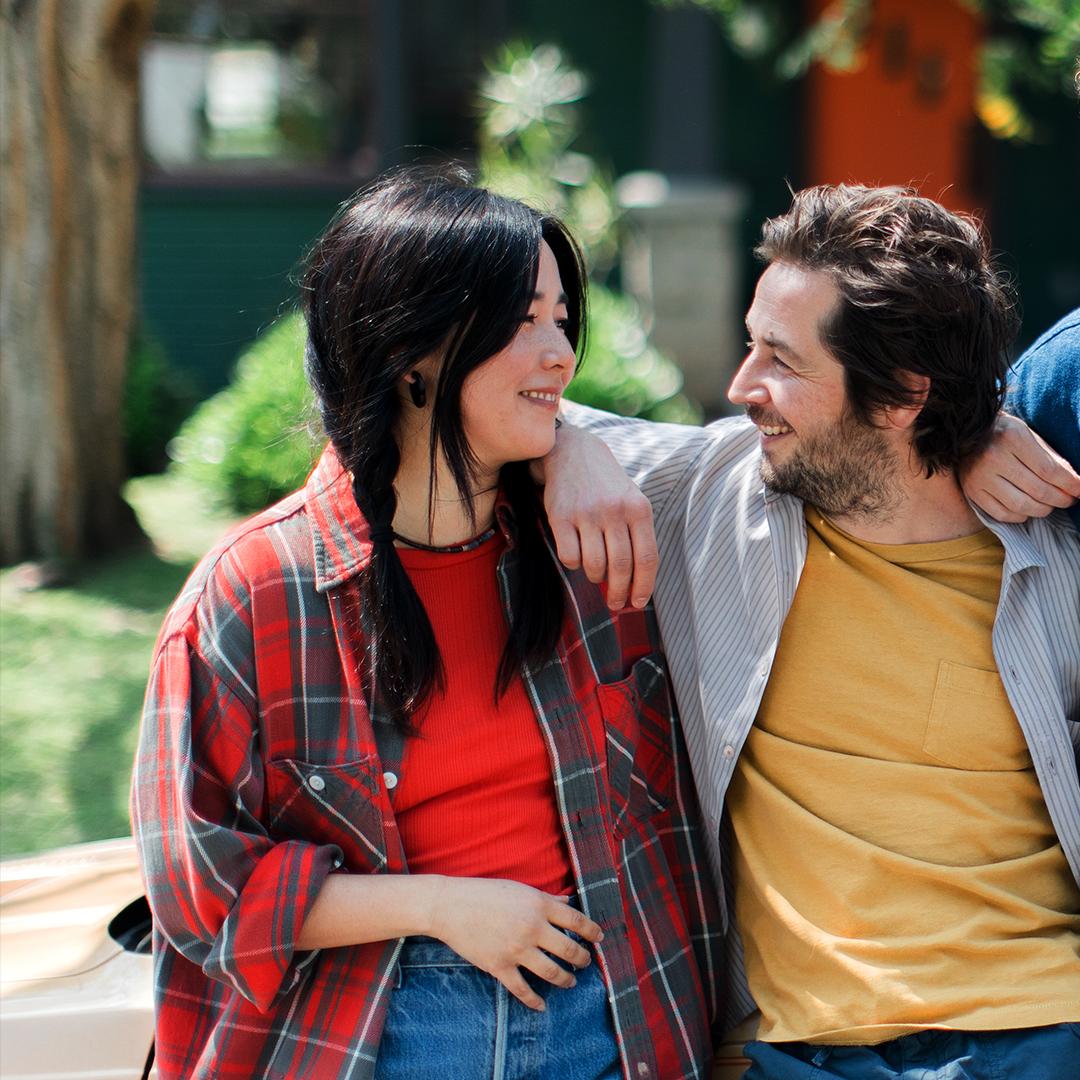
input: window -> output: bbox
[143,1,373,174]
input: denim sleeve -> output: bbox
[1008,310,1080,530]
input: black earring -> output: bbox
[408,373,427,408]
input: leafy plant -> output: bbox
[168,314,320,513]
[123,329,198,477]
[478,42,621,274]
[478,42,700,423]
[567,287,701,423]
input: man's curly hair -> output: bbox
[756,185,1020,476]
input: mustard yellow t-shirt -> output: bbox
[728,506,1080,1044]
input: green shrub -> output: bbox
[567,285,701,423]
[169,314,320,513]
[123,330,198,476]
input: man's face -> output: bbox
[728,261,901,519]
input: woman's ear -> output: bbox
[405,371,427,409]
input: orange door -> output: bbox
[805,0,982,214]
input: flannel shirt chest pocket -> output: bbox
[265,756,388,872]
[596,653,676,838]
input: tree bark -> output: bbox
[1,0,154,564]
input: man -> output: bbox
[547,186,1080,1079]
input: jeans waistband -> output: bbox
[396,936,472,968]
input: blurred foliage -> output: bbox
[660,0,1080,141]
[169,314,320,513]
[567,288,701,423]
[477,42,702,425]
[974,1,1080,140]
[478,42,621,274]
[122,329,198,476]
[172,41,701,515]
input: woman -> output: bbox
[132,168,722,1080]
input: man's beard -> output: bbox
[753,406,903,521]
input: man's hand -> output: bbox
[535,424,658,609]
[961,413,1080,523]
[430,878,603,1012]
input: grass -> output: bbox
[0,474,238,858]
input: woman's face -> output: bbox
[459,241,576,476]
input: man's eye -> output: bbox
[773,355,791,371]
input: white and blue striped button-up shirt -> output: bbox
[568,405,1080,1028]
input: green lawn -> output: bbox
[0,475,238,857]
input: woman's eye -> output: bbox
[556,318,571,331]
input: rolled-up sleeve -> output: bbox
[132,626,341,1012]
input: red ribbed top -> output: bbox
[395,533,574,895]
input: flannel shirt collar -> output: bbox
[305,444,519,594]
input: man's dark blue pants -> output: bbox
[745,1024,1080,1080]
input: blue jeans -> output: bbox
[373,935,621,1080]
[744,1025,1080,1080]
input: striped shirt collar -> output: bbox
[759,467,1047,573]
[972,504,1050,573]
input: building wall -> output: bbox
[139,183,348,393]
[137,1,1076,400]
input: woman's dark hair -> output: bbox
[756,184,1019,476]
[302,166,587,730]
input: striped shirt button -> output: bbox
[383,771,398,790]
[307,775,326,792]
[722,745,735,759]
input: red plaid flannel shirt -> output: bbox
[131,447,723,1079]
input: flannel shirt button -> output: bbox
[383,771,398,790]
[307,775,326,792]
[636,1063,650,1077]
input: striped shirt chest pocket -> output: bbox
[265,756,388,872]
[596,654,677,839]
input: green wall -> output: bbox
[138,183,351,394]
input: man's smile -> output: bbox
[747,406,794,440]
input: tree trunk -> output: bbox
[1,0,154,565]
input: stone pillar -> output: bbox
[616,173,748,417]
